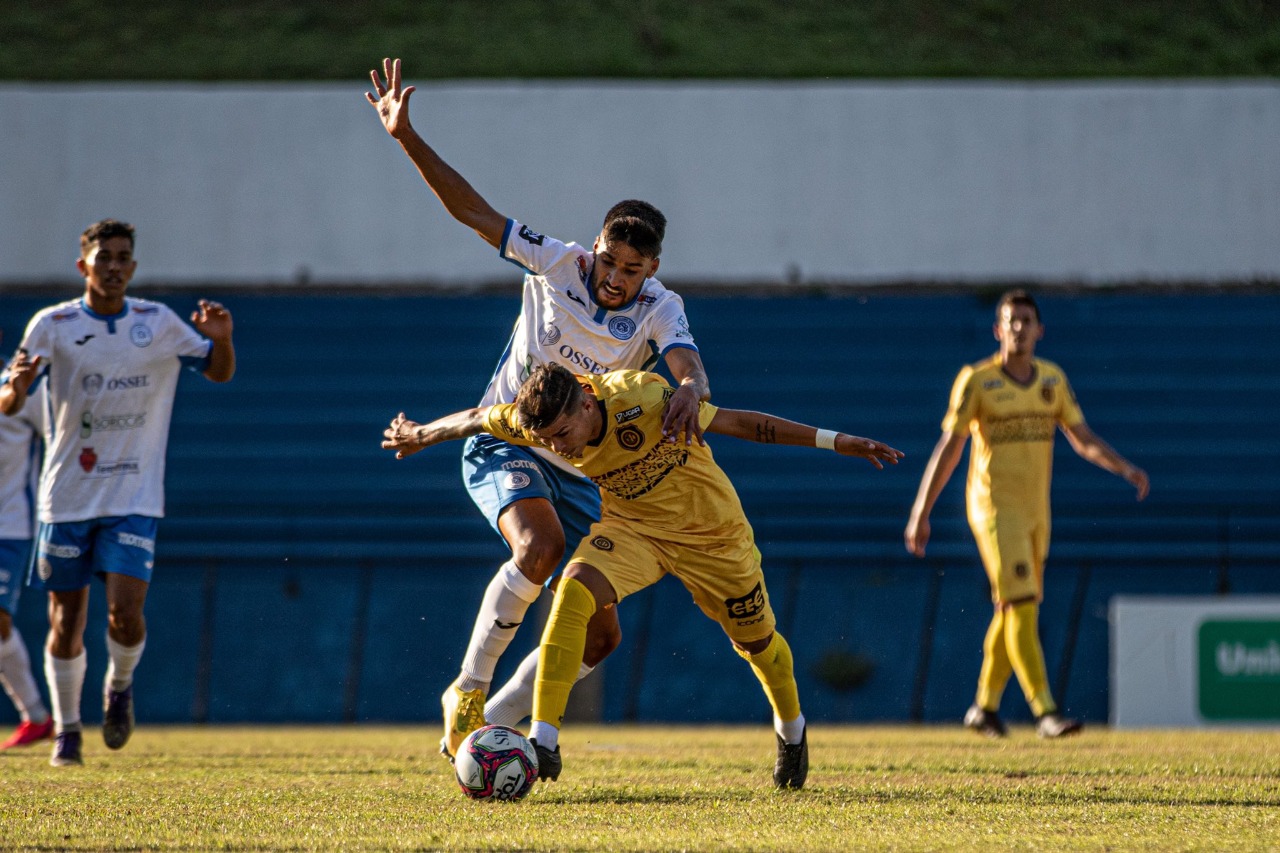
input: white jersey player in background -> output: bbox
[0,219,235,767]
[367,58,712,758]
[0,350,52,751]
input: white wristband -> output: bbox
[814,429,839,450]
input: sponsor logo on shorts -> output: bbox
[590,536,614,551]
[518,224,545,246]
[501,460,539,471]
[725,583,766,622]
[608,316,637,341]
[40,542,82,559]
[616,425,645,451]
[538,324,562,346]
[1014,562,1030,579]
[129,324,153,347]
[614,405,643,424]
[117,532,156,553]
[504,472,532,490]
[37,558,53,580]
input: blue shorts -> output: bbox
[28,516,159,592]
[462,434,601,575]
[0,538,34,616]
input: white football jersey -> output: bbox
[16,297,212,523]
[0,380,44,539]
[480,219,698,474]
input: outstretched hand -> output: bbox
[382,412,427,459]
[834,434,904,470]
[661,383,706,446]
[191,299,233,341]
[366,57,416,140]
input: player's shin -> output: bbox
[529,576,595,751]
[44,648,87,733]
[486,646,593,728]
[737,632,804,742]
[0,630,49,722]
[458,560,543,693]
[976,607,1013,710]
[1005,601,1055,716]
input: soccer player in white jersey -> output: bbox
[0,219,236,766]
[0,349,53,750]
[367,58,712,758]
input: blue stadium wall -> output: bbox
[2,290,1277,728]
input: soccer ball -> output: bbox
[454,725,539,801]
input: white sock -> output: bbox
[0,630,49,724]
[44,648,87,733]
[458,561,542,693]
[105,633,146,693]
[777,713,806,745]
[486,648,593,728]
[528,720,558,750]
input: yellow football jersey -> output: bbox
[482,369,752,546]
[942,355,1084,522]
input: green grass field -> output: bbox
[2,724,1276,851]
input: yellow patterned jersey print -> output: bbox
[941,356,1084,522]
[482,369,752,547]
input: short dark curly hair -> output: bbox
[603,199,666,242]
[515,363,584,431]
[996,288,1041,323]
[80,219,135,256]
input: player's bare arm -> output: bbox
[382,407,488,459]
[191,300,236,383]
[904,431,969,557]
[661,347,711,446]
[366,57,506,248]
[0,349,41,416]
[706,407,903,468]
[1062,422,1150,500]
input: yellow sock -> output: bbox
[532,576,596,730]
[975,607,1013,711]
[736,632,802,724]
[1005,601,1055,716]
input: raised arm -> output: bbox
[366,57,507,248]
[904,430,968,558]
[190,299,236,383]
[705,407,903,468]
[1062,421,1149,500]
[0,350,41,416]
[382,407,489,460]
[661,347,711,446]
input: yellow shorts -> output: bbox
[968,511,1050,605]
[566,519,777,646]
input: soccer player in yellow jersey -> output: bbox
[904,290,1148,738]
[383,364,902,787]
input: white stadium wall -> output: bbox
[1,80,1277,288]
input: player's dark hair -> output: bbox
[996,288,1041,323]
[601,215,662,260]
[80,219,135,256]
[516,363,584,431]
[604,199,666,243]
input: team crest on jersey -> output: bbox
[614,405,643,424]
[518,224,545,246]
[79,447,98,473]
[503,472,532,490]
[590,536,614,552]
[82,373,104,396]
[538,324,562,346]
[616,425,645,451]
[1041,385,1054,403]
[608,316,637,340]
[129,323,153,347]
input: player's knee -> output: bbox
[735,632,773,657]
[508,530,565,584]
[106,603,145,642]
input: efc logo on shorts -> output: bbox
[518,225,545,246]
[725,583,765,623]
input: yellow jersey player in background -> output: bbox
[904,289,1148,739]
[383,364,902,788]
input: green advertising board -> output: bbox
[1198,620,1280,721]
